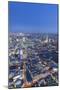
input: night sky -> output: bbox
[8,2,58,33]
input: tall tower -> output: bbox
[44,35,49,43]
[46,35,48,42]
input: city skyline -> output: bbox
[8,2,58,33]
[8,2,58,88]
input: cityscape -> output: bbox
[8,2,58,88]
[8,32,58,88]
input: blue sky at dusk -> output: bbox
[8,2,58,33]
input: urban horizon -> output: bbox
[8,1,58,89]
